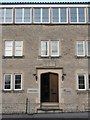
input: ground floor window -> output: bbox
[77,74,86,90]
[3,73,22,91]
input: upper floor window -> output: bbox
[0,8,13,23]
[15,8,31,23]
[70,7,86,23]
[88,8,90,22]
[4,40,23,57]
[87,41,90,56]
[41,40,59,57]
[4,41,13,57]
[51,8,67,23]
[15,41,23,56]
[77,74,86,90]
[76,41,85,57]
[89,75,90,89]
[33,8,50,23]
[4,74,12,90]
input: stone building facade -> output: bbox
[0,2,90,113]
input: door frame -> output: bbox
[37,68,62,104]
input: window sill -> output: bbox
[3,55,25,59]
[76,90,90,94]
[2,90,24,93]
[38,56,61,59]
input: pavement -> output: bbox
[1,112,90,120]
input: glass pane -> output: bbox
[78,8,85,22]
[79,84,85,89]
[88,8,90,22]
[89,75,90,89]
[77,41,84,56]
[5,85,10,89]
[0,8,4,23]
[70,8,77,22]
[88,41,90,56]
[51,41,59,56]
[52,8,59,22]
[5,75,11,84]
[34,8,41,22]
[42,8,49,22]
[24,8,31,22]
[15,8,22,22]
[60,8,67,22]
[41,41,49,56]
[5,41,13,56]
[5,8,12,22]
[78,75,85,89]
[15,41,23,56]
[15,75,21,89]
[15,85,21,89]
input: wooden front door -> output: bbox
[41,73,58,102]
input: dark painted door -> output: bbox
[41,73,58,102]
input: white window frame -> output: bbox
[88,7,90,23]
[14,40,23,56]
[41,40,49,57]
[51,40,59,57]
[51,7,68,24]
[0,8,13,24]
[86,41,90,57]
[14,74,22,91]
[33,8,50,24]
[15,8,32,24]
[4,74,12,91]
[70,7,86,23]
[76,41,85,57]
[77,74,86,90]
[88,74,90,90]
[4,40,13,57]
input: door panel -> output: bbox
[50,73,58,102]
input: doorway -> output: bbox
[41,72,59,102]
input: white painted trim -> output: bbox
[77,74,86,90]
[14,40,23,56]
[0,4,88,8]
[3,74,12,91]
[86,41,90,57]
[14,74,22,91]
[4,40,13,57]
[76,41,85,57]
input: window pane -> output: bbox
[87,41,90,56]
[51,41,59,56]
[15,75,21,89]
[60,8,67,22]
[5,41,13,56]
[77,41,85,56]
[4,74,11,90]
[42,8,49,22]
[0,8,4,23]
[15,8,22,22]
[5,8,13,23]
[41,41,49,56]
[24,8,31,22]
[70,8,77,22]
[52,8,59,22]
[15,41,23,56]
[78,8,85,22]
[34,8,41,22]
[78,75,85,89]
[88,8,90,22]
